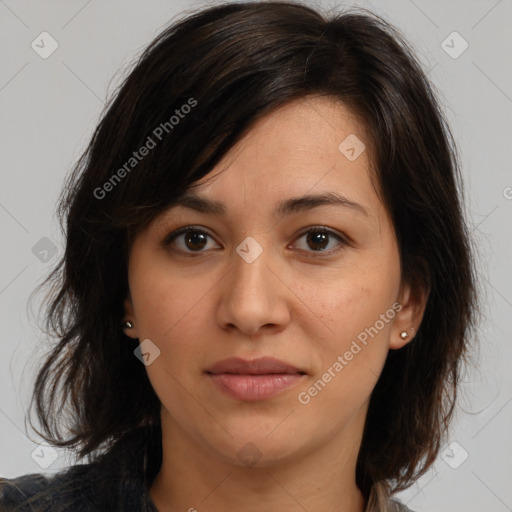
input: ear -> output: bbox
[390,280,429,350]
[122,294,140,339]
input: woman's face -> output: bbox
[124,97,417,468]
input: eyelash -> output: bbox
[161,225,350,257]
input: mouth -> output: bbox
[205,357,307,401]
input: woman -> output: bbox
[0,1,477,511]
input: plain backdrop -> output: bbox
[1,1,511,511]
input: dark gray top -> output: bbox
[0,428,415,511]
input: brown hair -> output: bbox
[28,1,477,507]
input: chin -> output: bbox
[206,425,307,469]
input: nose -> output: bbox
[216,241,292,337]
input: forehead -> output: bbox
[205,96,371,177]
[183,96,380,219]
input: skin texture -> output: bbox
[124,97,426,512]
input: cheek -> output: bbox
[307,252,400,376]
[128,245,225,375]
[129,244,205,338]
[312,260,399,335]
[300,286,398,417]
[132,279,211,370]
[127,254,204,396]
[130,265,211,410]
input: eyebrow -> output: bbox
[170,191,368,218]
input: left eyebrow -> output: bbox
[169,191,369,217]
[274,192,368,218]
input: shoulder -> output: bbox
[0,427,160,511]
[0,461,155,511]
[0,464,101,511]
[0,473,50,511]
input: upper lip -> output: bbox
[206,357,306,375]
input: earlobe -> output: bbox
[391,326,416,349]
[390,282,428,350]
[122,296,139,339]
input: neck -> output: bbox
[150,407,368,512]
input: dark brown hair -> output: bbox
[28,0,477,506]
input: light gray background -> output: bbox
[1,1,511,510]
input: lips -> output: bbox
[206,357,306,401]
[206,356,306,376]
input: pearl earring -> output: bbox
[123,320,134,329]
[400,331,409,340]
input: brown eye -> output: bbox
[163,227,220,253]
[183,230,208,251]
[293,227,347,255]
[306,231,329,251]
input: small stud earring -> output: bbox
[123,320,134,329]
[400,331,409,340]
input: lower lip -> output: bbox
[207,373,305,401]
